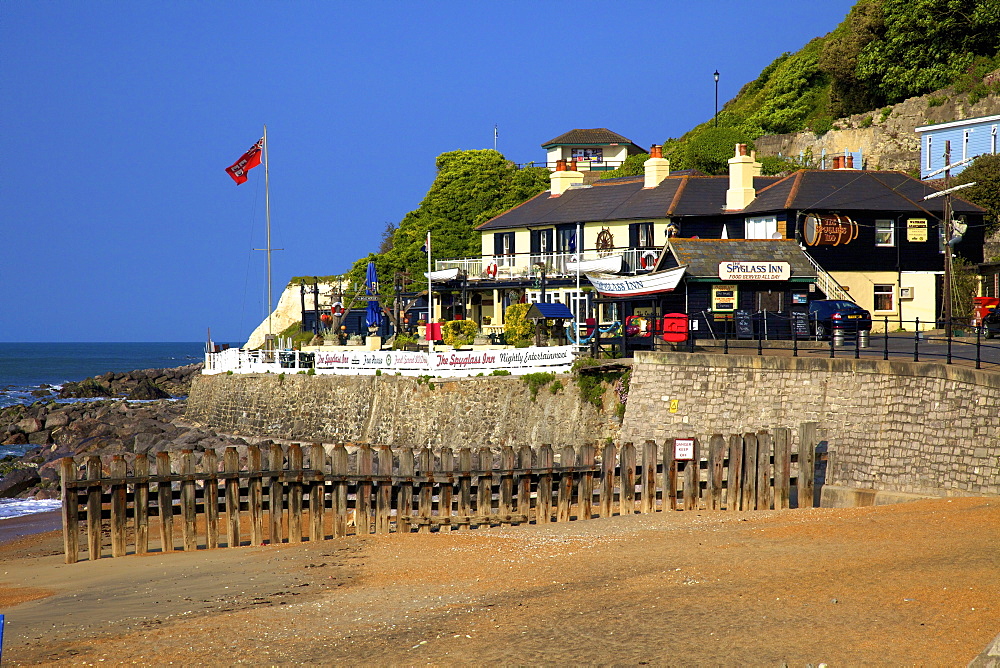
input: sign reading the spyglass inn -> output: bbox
[802,213,859,247]
[718,261,790,281]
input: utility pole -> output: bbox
[943,140,953,338]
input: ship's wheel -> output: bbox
[595,228,615,256]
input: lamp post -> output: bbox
[713,70,720,127]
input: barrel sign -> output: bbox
[803,213,858,247]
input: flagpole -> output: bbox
[263,124,273,342]
[575,222,581,344]
[426,231,434,357]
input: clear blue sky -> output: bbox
[1,1,856,343]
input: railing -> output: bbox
[59,425,820,561]
[437,248,661,280]
[509,160,626,171]
[800,250,852,301]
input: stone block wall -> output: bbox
[622,352,1000,498]
[186,373,616,449]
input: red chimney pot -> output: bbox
[555,159,567,172]
[650,145,663,159]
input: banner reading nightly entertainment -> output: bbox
[312,346,574,373]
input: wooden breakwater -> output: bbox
[59,423,820,563]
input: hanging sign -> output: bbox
[907,218,928,242]
[802,213,858,246]
[718,262,790,281]
[674,438,695,461]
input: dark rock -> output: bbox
[0,468,41,498]
[30,389,52,398]
[45,412,71,430]
[16,417,43,434]
[127,379,170,400]
[27,430,52,446]
[1,432,27,446]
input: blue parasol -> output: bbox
[365,261,382,329]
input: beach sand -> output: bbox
[0,497,998,665]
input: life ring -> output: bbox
[486,262,498,278]
[640,250,658,270]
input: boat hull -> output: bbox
[585,265,686,297]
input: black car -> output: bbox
[808,299,872,337]
[983,309,1000,338]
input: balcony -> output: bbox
[435,248,662,281]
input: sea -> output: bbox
[0,342,209,520]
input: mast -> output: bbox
[263,124,273,339]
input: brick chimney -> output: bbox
[832,155,843,169]
[550,158,584,196]
[643,144,671,188]
[726,144,757,210]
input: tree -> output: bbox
[953,153,1000,234]
[684,128,756,175]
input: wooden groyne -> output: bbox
[59,423,819,562]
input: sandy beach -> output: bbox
[0,497,998,665]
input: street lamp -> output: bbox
[713,70,720,127]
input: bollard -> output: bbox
[833,329,845,347]
[858,330,869,348]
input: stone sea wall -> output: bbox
[622,352,1000,498]
[185,373,617,448]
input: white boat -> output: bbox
[566,254,623,274]
[423,268,461,281]
[585,265,687,297]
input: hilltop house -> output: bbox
[429,144,985,336]
[916,113,1000,179]
[541,128,645,172]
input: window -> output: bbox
[875,219,894,247]
[926,136,933,170]
[629,222,655,248]
[992,125,997,154]
[571,147,603,162]
[745,215,777,239]
[874,284,894,312]
[494,232,515,266]
[963,129,971,160]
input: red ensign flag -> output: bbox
[225,138,264,184]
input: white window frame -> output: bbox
[926,136,933,170]
[745,215,777,240]
[873,284,895,312]
[875,219,895,247]
[992,125,997,154]
[963,129,971,160]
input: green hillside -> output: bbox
[660,0,1000,175]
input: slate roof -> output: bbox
[476,175,780,230]
[744,170,985,216]
[662,239,818,279]
[541,128,638,148]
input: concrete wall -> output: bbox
[186,372,617,448]
[622,351,1000,498]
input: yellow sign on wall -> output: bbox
[907,218,928,242]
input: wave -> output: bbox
[0,498,62,521]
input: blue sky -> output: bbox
[1,1,856,343]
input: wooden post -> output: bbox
[60,458,79,564]
[742,433,758,511]
[110,456,128,557]
[640,440,657,513]
[774,427,791,510]
[288,443,304,543]
[224,447,241,548]
[203,449,219,549]
[536,444,553,524]
[799,422,818,508]
[476,446,492,527]
[579,444,595,520]
[356,444,374,535]
[246,446,262,547]
[708,435,726,511]
[180,450,197,552]
[456,447,472,530]
[499,446,515,524]
[156,452,173,553]
[417,447,433,533]
[600,442,616,518]
[331,444,348,538]
[397,448,415,534]
[619,442,636,516]
[517,445,532,523]
[557,445,575,522]
[268,443,284,545]
[727,434,743,511]
[133,454,149,555]
[86,456,103,561]
[664,439,676,511]
[683,438,700,511]
[439,446,454,530]
[310,443,327,541]
[756,431,772,510]
[375,446,393,534]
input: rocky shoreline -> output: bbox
[0,363,256,501]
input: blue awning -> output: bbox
[525,302,576,320]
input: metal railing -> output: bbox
[436,248,661,280]
[800,250,852,301]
